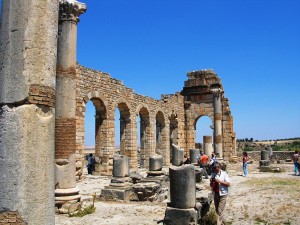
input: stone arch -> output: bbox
[194,115,214,150]
[137,105,151,168]
[114,100,132,158]
[155,110,169,165]
[82,92,108,175]
[169,111,179,161]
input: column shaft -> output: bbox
[0,1,58,224]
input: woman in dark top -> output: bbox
[242,151,249,177]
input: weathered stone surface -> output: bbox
[113,155,130,177]
[164,207,198,225]
[171,144,184,166]
[189,149,200,164]
[169,165,196,209]
[261,150,269,160]
[149,155,164,171]
[260,160,271,167]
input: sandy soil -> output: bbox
[55,162,300,225]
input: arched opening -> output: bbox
[138,107,150,168]
[195,116,213,150]
[155,111,166,159]
[84,97,107,174]
[115,102,131,157]
[169,113,178,162]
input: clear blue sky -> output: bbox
[1,1,299,145]
[78,0,300,146]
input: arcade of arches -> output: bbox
[76,66,236,175]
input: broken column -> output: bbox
[171,144,184,166]
[203,136,213,157]
[260,150,271,167]
[149,155,164,171]
[55,0,86,207]
[212,88,223,158]
[113,155,130,178]
[100,155,132,201]
[164,165,199,225]
[189,149,200,164]
[0,1,58,224]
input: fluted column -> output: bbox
[212,88,223,158]
[55,0,86,205]
[0,1,58,224]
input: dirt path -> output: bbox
[55,162,300,225]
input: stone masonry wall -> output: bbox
[76,65,185,174]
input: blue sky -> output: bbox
[1,1,299,145]
[79,0,300,146]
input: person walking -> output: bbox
[242,151,249,177]
[87,153,95,175]
[209,152,217,175]
[197,151,209,179]
[292,150,299,175]
[210,162,231,225]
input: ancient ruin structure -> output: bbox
[0,1,58,224]
[0,0,235,223]
[55,0,86,207]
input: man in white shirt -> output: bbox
[210,162,230,225]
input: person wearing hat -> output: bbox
[210,162,231,225]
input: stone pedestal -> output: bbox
[164,207,199,225]
[149,154,164,171]
[113,155,130,177]
[189,149,200,164]
[260,160,271,167]
[171,144,184,166]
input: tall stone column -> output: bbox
[0,1,58,224]
[55,0,86,205]
[212,88,223,158]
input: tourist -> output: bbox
[209,152,217,174]
[183,154,190,164]
[292,150,299,175]
[87,153,95,175]
[197,151,209,179]
[210,162,231,225]
[242,151,249,177]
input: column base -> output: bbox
[55,187,81,206]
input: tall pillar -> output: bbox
[0,1,58,224]
[55,0,86,205]
[212,88,223,158]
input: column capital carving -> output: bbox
[59,0,86,24]
[211,88,222,97]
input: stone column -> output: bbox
[0,1,58,224]
[203,136,213,157]
[212,88,223,158]
[55,0,86,206]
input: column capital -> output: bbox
[211,87,222,97]
[59,0,86,24]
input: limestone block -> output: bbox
[169,165,196,209]
[0,105,55,224]
[171,144,184,166]
[113,155,130,177]
[189,149,200,164]
[56,154,77,189]
[261,150,269,160]
[259,160,270,167]
[164,207,198,225]
[149,155,164,171]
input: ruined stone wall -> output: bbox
[76,65,185,174]
[182,70,236,159]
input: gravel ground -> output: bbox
[55,162,300,225]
